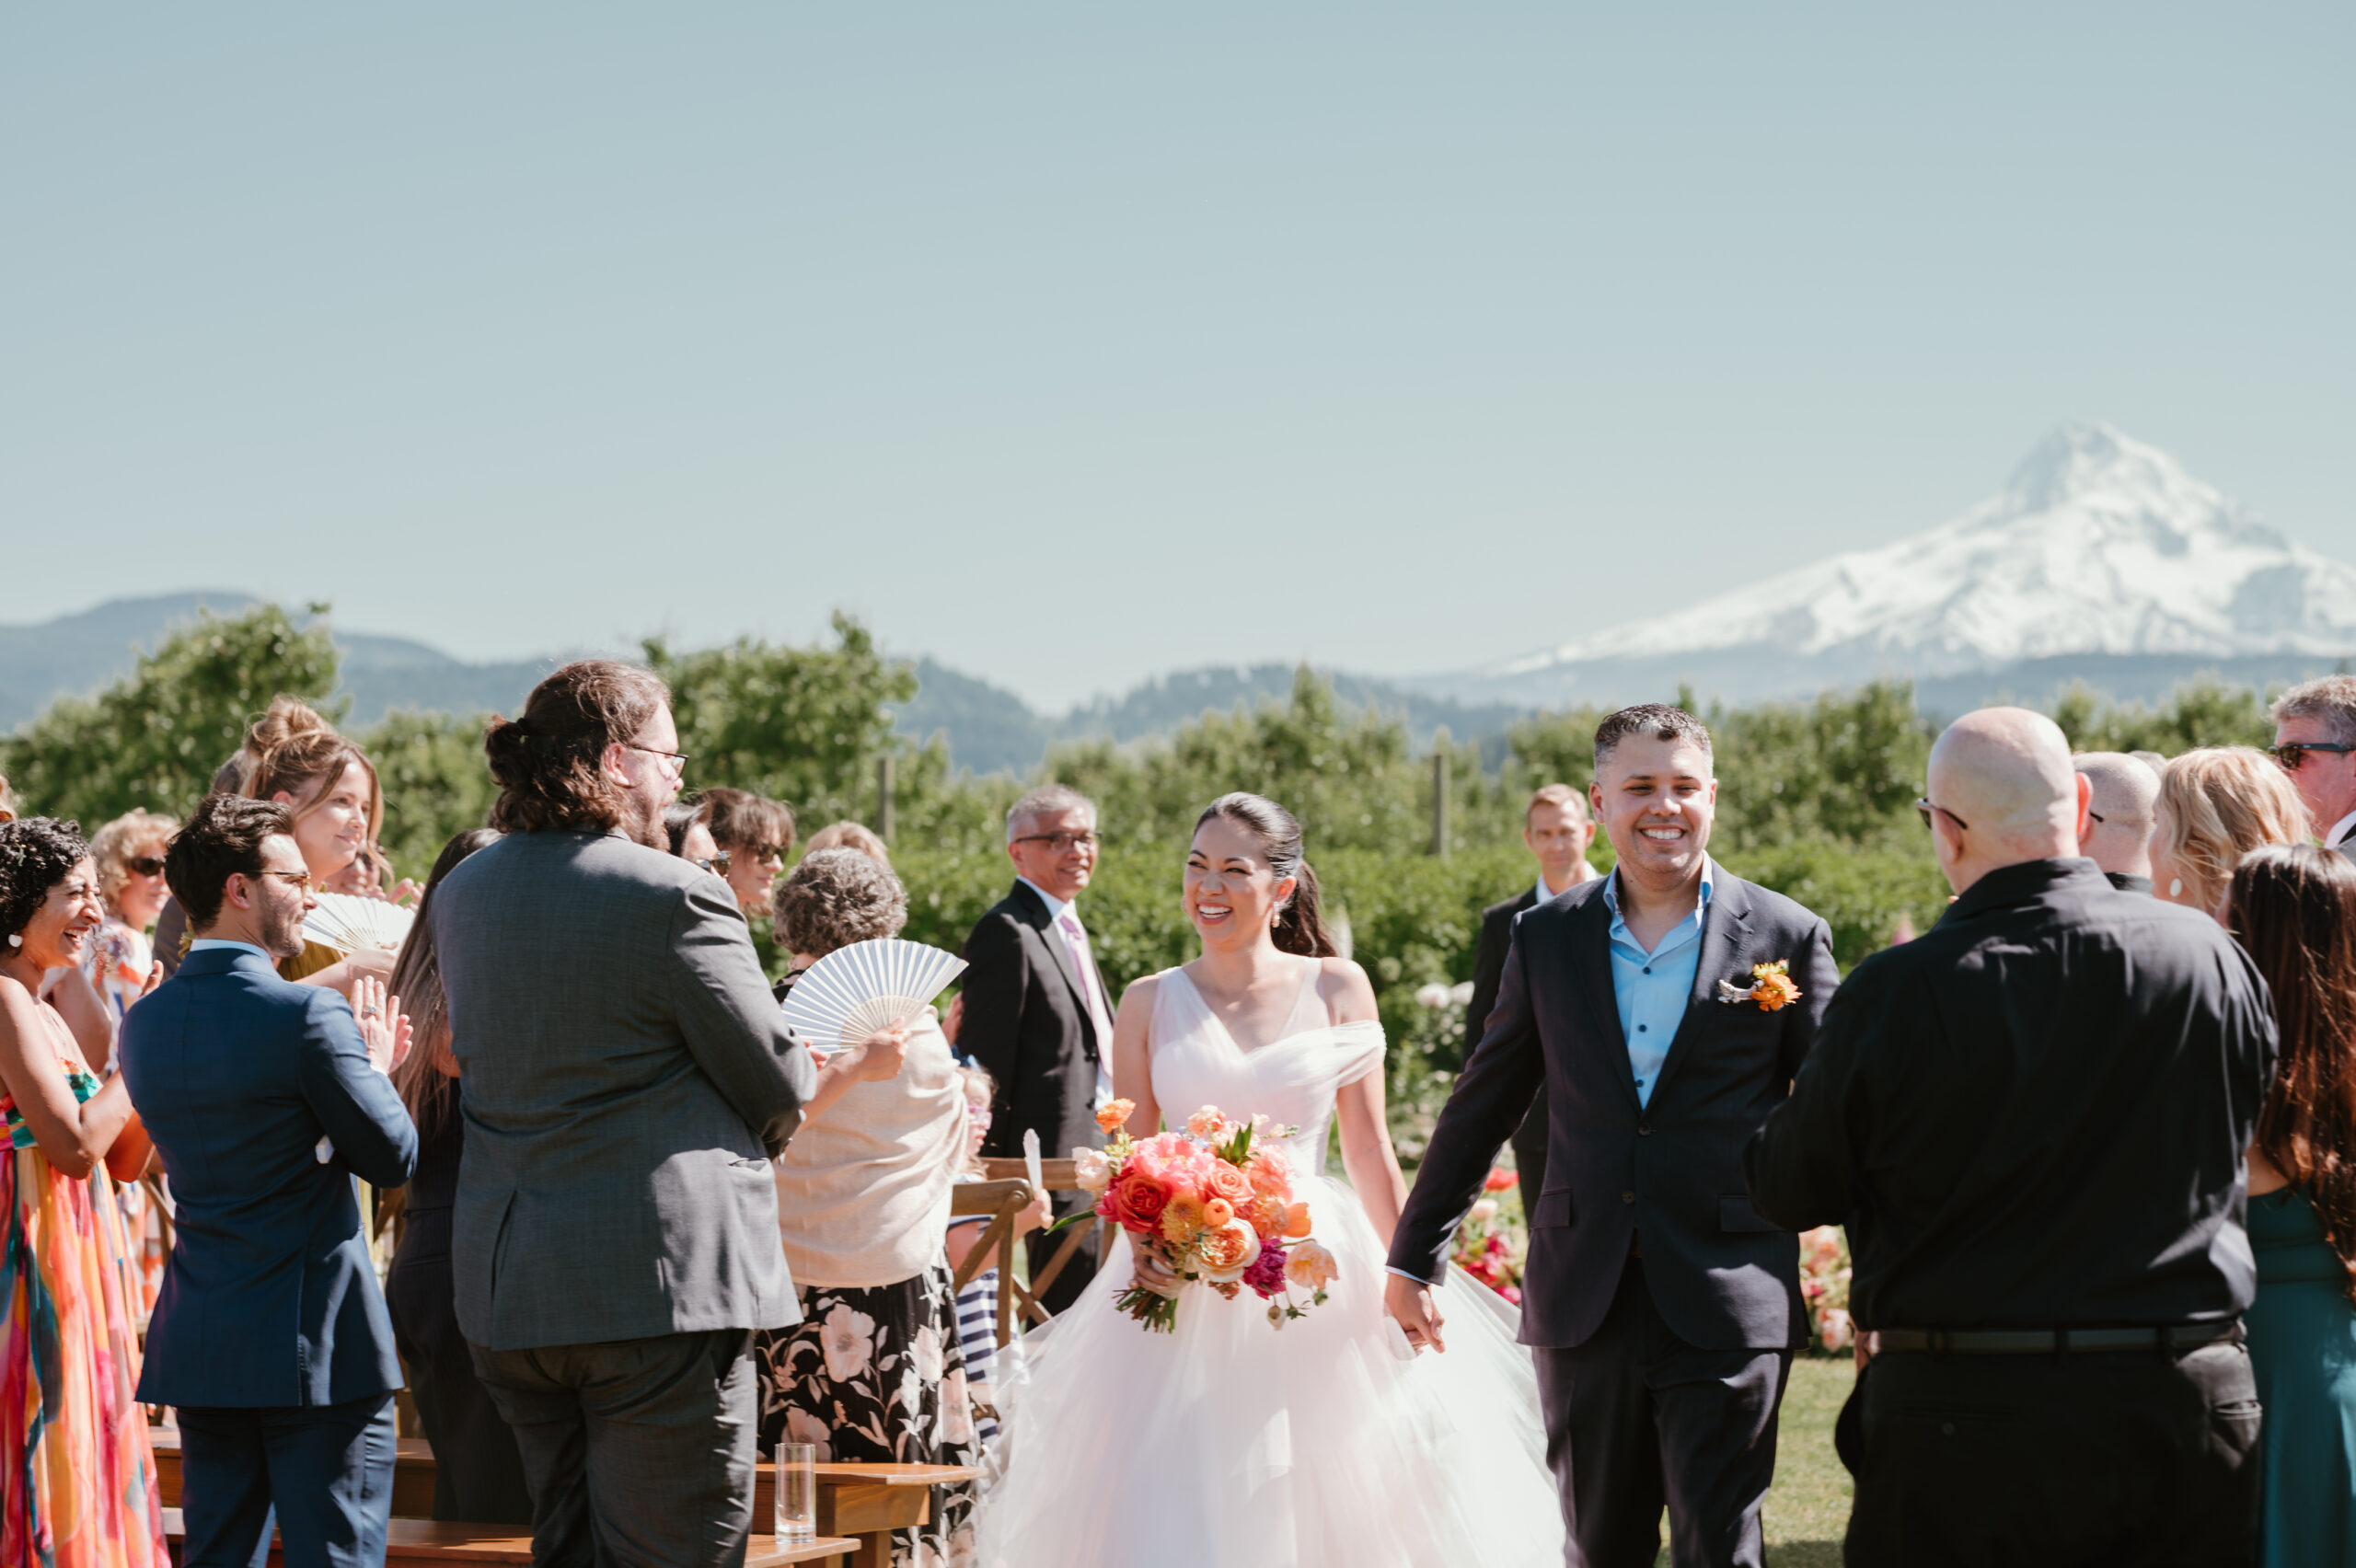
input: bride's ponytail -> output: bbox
[1195,792,1337,959]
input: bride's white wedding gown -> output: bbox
[974,960,1566,1567]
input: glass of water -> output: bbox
[774,1441,818,1543]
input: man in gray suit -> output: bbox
[432,661,896,1568]
[2272,674,2356,862]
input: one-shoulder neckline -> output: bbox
[1167,960,1334,1058]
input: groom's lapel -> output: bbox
[1565,892,1640,1108]
[1646,873,1753,1107]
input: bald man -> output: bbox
[1746,708,2276,1567]
[2073,750,2163,894]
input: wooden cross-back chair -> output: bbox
[946,1158,1108,1347]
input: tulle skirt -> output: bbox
[973,1172,1565,1568]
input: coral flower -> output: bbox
[1283,1202,1312,1239]
[1483,1167,1518,1193]
[1245,1146,1293,1197]
[1097,1098,1138,1135]
[1205,1160,1254,1209]
[1204,1197,1234,1228]
[1750,961,1802,1012]
[1185,1106,1230,1138]
[1160,1191,1207,1245]
[1108,1166,1175,1235]
[1244,1193,1288,1242]
[1284,1238,1338,1292]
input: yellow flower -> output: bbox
[1160,1191,1207,1245]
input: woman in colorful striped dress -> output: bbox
[0,818,166,1568]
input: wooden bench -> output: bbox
[158,1507,858,1567]
[972,1156,1111,1339]
[151,1431,976,1568]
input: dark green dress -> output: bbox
[2246,1186,2356,1566]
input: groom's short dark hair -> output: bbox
[1594,705,1714,771]
[168,793,293,929]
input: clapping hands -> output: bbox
[352,976,412,1075]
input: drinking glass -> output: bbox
[774,1441,818,1543]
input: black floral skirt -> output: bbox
[756,1261,979,1567]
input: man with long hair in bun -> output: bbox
[426,660,896,1568]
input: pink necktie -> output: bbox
[1059,913,1112,1031]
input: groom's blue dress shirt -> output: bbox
[1601,859,1715,1110]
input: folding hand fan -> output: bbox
[303,891,415,955]
[781,938,968,1054]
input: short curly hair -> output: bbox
[775,847,907,959]
[0,817,91,947]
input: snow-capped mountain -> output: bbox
[1435,423,2356,709]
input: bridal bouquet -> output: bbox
[1074,1101,1336,1333]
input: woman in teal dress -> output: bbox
[2226,844,2356,1567]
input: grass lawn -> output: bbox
[1656,1355,1855,1567]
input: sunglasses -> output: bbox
[692,850,734,877]
[125,856,166,877]
[1913,797,1970,834]
[2272,742,2356,772]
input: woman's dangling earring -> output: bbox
[6,933,18,949]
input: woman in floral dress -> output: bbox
[764,849,979,1567]
[0,818,166,1568]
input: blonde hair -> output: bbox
[803,819,889,865]
[91,809,179,914]
[244,698,384,844]
[2156,746,2311,913]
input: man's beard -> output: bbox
[618,783,669,851]
[260,898,309,960]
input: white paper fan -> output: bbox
[303,891,415,955]
[781,938,968,1054]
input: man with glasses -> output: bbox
[958,784,1111,1313]
[2270,674,2356,862]
[1750,707,2275,1564]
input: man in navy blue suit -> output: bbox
[121,794,418,1568]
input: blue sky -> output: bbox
[4,5,2349,708]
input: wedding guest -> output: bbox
[2224,844,2356,1566]
[155,751,261,978]
[240,698,398,993]
[2072,751,2163,893]
[960,785,1113,1312]
[2271,674,2356,860]
[121,793,416,1568]
[1389,705,1839,1568]
[430,661,823,1568]
[761,847,976,1563]
[696,787,793,921]
[84,808,176,1030]
[1464,782,1602,1218]
[2152,746,2309,913]
[1747,708,2275,1566]
[383,828,532,1527]
[0,817,167,1568]
[0,773,17,821]
[942,1060,1047,1455]
[663,798,731,882]
[803,819,890,865]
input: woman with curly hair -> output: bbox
[762,848,977,1567]
[2226,843,2356,1565]
[0,817,167,1568]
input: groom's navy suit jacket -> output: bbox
[1392,867,1838,1351]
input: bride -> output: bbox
[975,792,1565,1566]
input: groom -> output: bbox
[1387,704,1838,1568]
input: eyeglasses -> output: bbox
[1913,797,1969,834]
[125,856,166,877]
[1013,831,1099,854]
[255,869,315,890]
[691,851,734,877]
[2272,742,2356,772]
[626,744,692,774]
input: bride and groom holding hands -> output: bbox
[982,702,1839,1568]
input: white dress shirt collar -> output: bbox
[1018,877,1075,927]
[2328,809,2356,850]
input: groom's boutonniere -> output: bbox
[1715,960,1803,1012]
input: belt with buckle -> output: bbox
[1876,1320,2242,1355]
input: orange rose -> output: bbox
[1206,1160,1254,1209]
[1283,1202,1312,1239]
[1195,1219,1261,1282]
[1097,1099,1138,1136]
[1204,1197,1235,1228]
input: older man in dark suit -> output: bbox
[1465,781,1603,1220]
[2272,674,2356,862]
[1748,707,2275,1566]
[959,784,1113,1312]
[1390,705,1839,1568]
